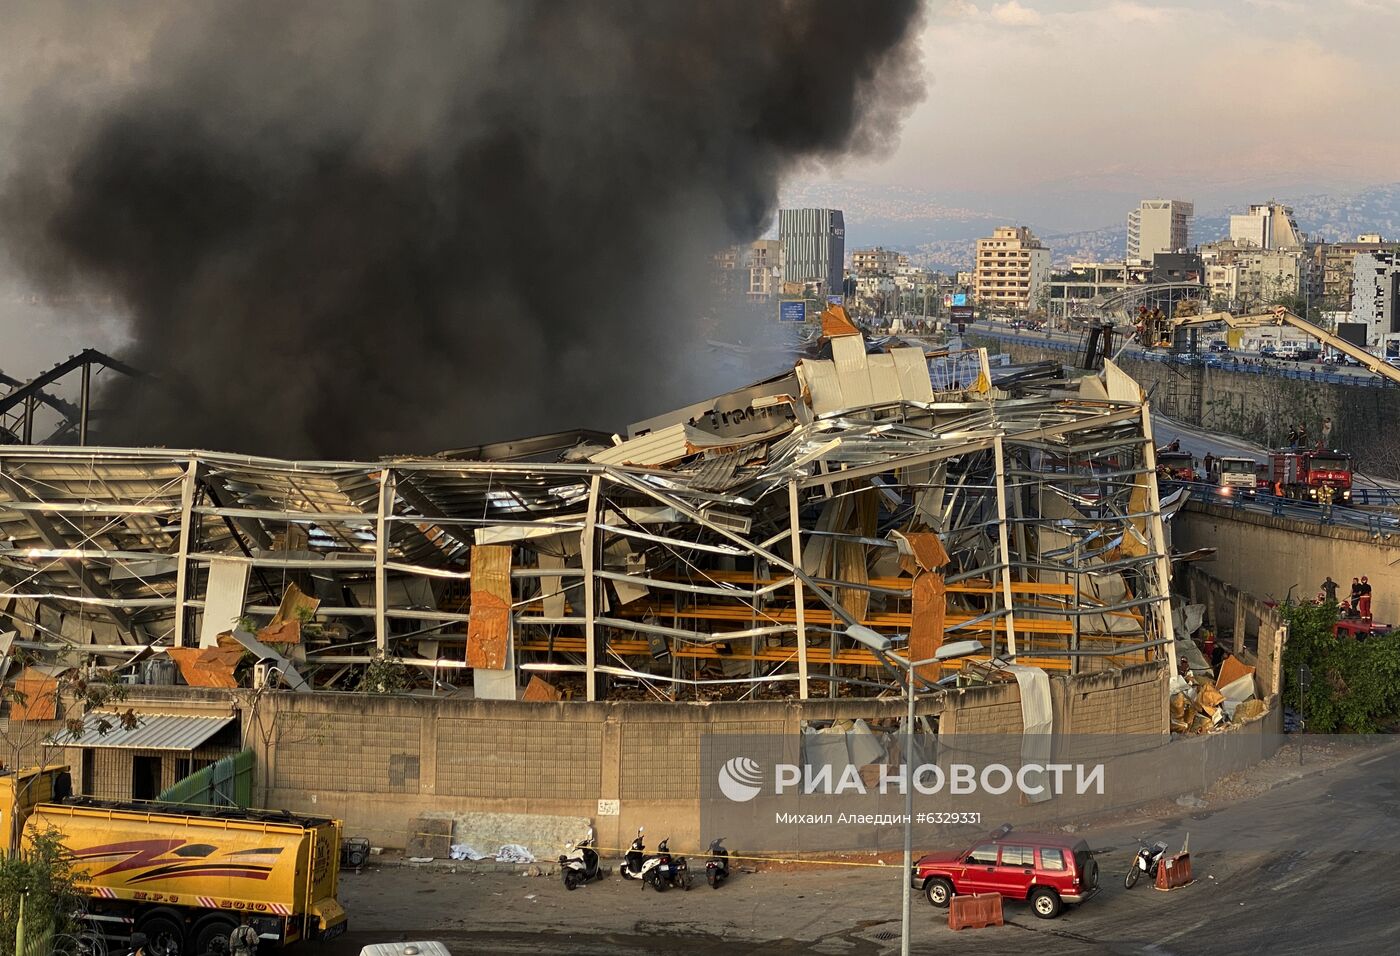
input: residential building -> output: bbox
[1228,201,1303,250]
[854,273,897,299]
[746,239,783,301]
[1350,251,1400,354]
[851,246,906,275]
[779,208,845,296]
[1200,240,1301,308]
[1127,199,1192,261]
[1319,236,1400,306]
[711,244,743,295]
[974,226,1051,312]
[1151,252,1204,284]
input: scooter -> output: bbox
[1125,838,1168,888]
[705,837,730,889]
[640,837,691,891]
[619,828,648,882]
[558,826,609,890]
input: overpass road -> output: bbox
[325,741,1400,955]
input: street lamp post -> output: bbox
[845,625,983,956]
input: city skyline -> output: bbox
[807,0,1400,231]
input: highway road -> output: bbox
[323,740,1400,955]
[955,319,1400,499]
[1149,413,1400,494]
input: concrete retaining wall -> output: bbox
[1176,501,1400,625]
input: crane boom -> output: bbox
[1164,306,1400,387]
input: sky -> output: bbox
[817,0,1400,228]
[5,0,1400,376]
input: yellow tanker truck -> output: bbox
[2,766,346,954]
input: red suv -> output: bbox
[912,825,1100,919]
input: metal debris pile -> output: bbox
[0,309,1176,700]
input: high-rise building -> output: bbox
[1229,202,1303,250]
[779,208,845,296]
[1127,200,1192,261]
[1350,251,1400,354]
[974,226,1051,312]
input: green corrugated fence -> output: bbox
[157,749,254,808]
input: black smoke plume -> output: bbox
[2,0,923,457]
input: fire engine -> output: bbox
[1269,449,1353,503]
[1155,450,1196,482]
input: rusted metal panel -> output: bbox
[10,668,59,721]
[466,544,512,670]
[167,645,243,688]
[520,675,562,702]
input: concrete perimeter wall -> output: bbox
[256,663,1169,850]
[1177,501,1400,624]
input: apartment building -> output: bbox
[851,246,910,275]
[746,239,783,301]
[974,226,1051,312]
[1350,251,1400,354]
[1319,236,1400,305]
[1200,240,1301,308]
[1127,199,1192,261]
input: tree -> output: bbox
[1281,599,1400,732]
[0,826,87,956]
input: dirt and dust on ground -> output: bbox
[320,734,1400,956]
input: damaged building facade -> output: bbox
[1,311,1176,707]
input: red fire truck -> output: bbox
[1155,450,1196,481]
[1269,449,1353,503]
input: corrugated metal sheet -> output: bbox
[588,423,690,466]
[831,335,874,408]
[867,353,902,404]
[60,714,236,751]
[892,347,936,402]
[800,358,846,416]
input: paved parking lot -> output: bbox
[312,741,1400,955]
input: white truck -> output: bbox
[1207,456,1257,497]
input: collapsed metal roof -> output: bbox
[0,313,1175,700]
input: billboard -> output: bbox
[779,300,808,323]
[951,293,969,307]
[950,305,974,322]
[826,294,845,306]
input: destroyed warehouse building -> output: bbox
[0,310,1176,701]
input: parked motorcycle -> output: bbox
[641,837,691,891]
[705,837,730,889]
[619,828,648,882]
[1125,838,1168,889]
[559,827,609,890]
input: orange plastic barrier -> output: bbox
[1155,852,1193,890]
[948,892,1005,930]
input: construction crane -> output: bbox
[1141,306,1400,387]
